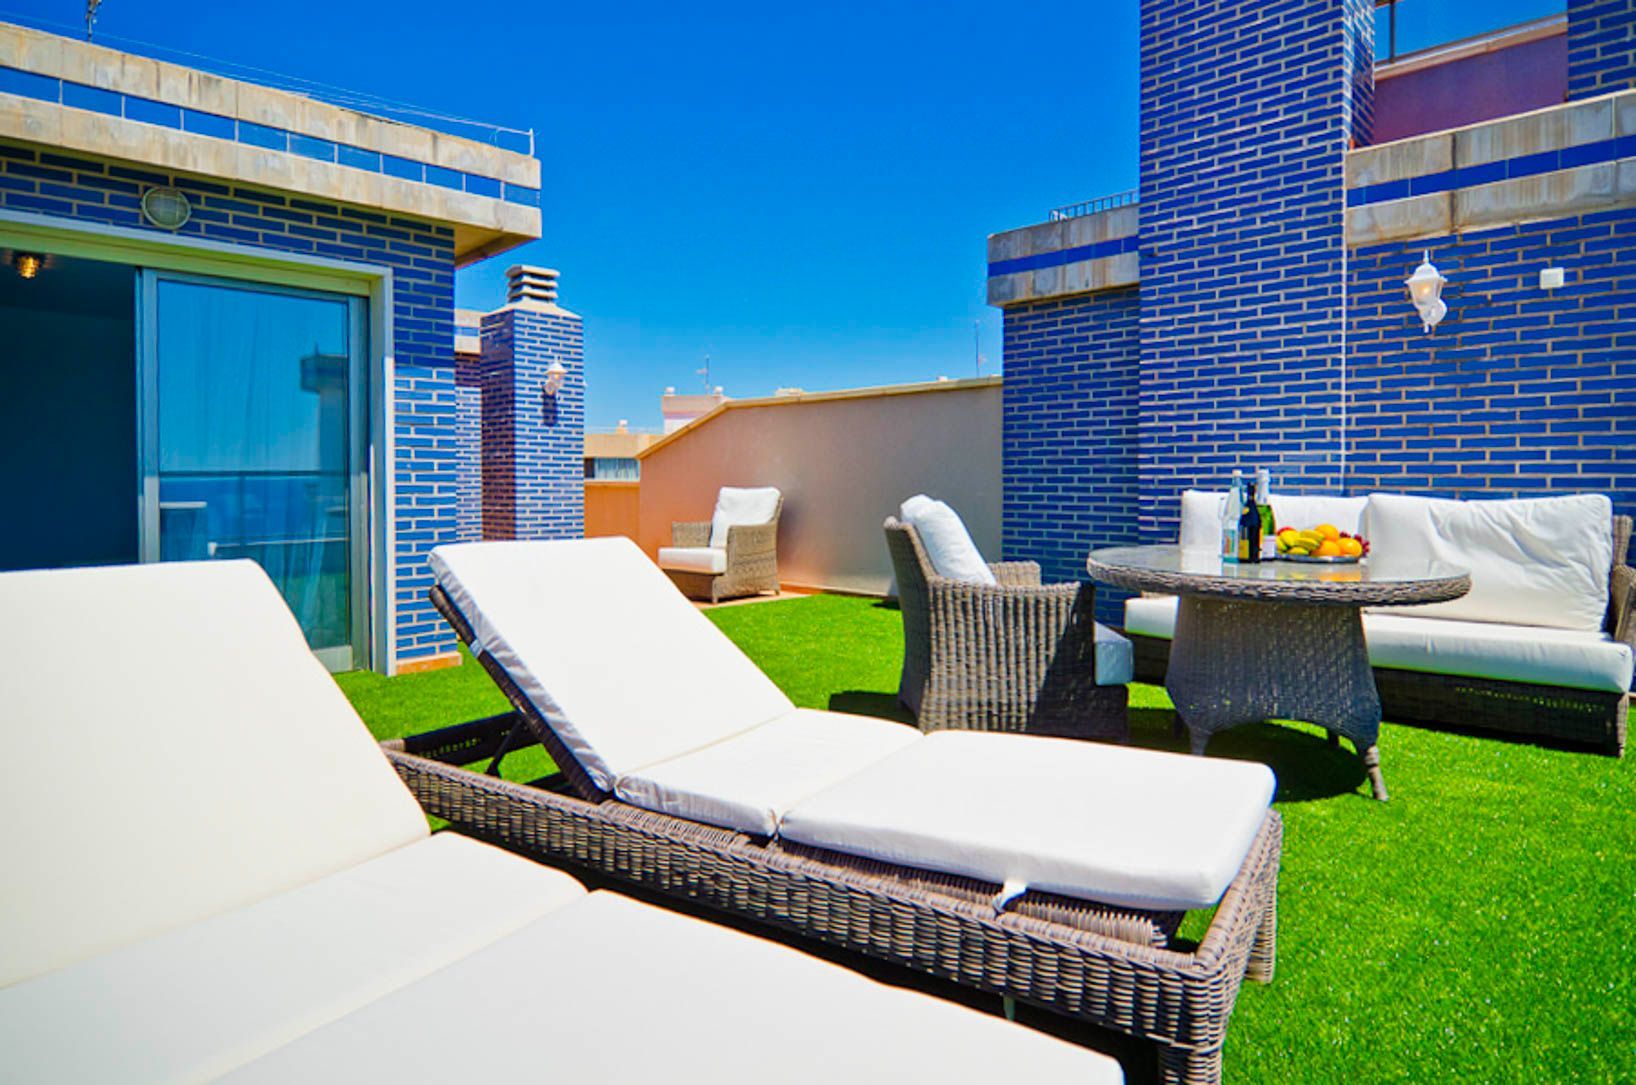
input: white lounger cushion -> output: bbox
[1366,492,1612,631]
[616,708,921,836]
[222,891,1122,1085]
[782,731,1275,912]
[1124,596,1633,693]
[0,834,584,1084]
[710,486,782,547]
[432,538,795,791]
[656,545,727,574]
[0,561,428,989]
[900,494,998,585]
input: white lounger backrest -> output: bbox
[0,561,428,989]
[430,538,795,791]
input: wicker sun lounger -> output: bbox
[384,538,1283,1085]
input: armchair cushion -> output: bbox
[782,731,1276,912]
[657,546,727,574]
[1367,493,1612,631]
[899,495,997,585]
[709,487,782,548]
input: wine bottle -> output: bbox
[1257,468,1277,560]
[1221,470,1243,563]
[1239,472,1262,563]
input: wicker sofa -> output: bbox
[658,486,782,603]
[1125,491,1633,755]
[0,560,1125,1085]
[886,516,1130,741]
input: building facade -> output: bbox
[0,23,584,673]
[990,0,1636,624]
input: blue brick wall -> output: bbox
[454,352,483,542]
[1138,0,1372,539]
[0,141,459,667]
[1568,0,1636,100]
[1346,210,1636,518]
[477,308,585,541]
[1001,289,1140,626]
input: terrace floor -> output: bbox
[337,593,1636,1084]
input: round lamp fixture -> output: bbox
[141,186,192,230]
[13,252,43,279]
[542,359,568,397]
[1405,251,1447,333]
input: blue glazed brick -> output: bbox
[1568,0,1636,99]
[288,133,336,162]
[237,121,287,152]
[504,183,542,207]
[424,164,463,191]
[0,66,59,101]
[463,173,502,198]
[337,144,383,172]
[60,82,121,117]
[123,97,182,129]
[182,109,236,140]
[382,154,424,182]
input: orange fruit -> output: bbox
[1316,523,1341,541]
[1338,537,1363,557]
[1315,540,1343,557]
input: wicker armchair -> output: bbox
[662,495,783,603]
[885,517,1128,741]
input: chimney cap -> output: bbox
[504,265,561,309]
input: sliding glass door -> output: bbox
[139,272,368,669]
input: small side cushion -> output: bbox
[782,731,1276,912]
[1094,622,1135,686]
[709,486,782,548]
[657,546,727,575]
[615,708,920,836]
[0,834,585,1084]
[899,494,997,585]
[1367,492,1612,631]
[1124,595,1179,639]
[220,892,1122,1085]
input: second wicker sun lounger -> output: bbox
[386,537,1284,1085]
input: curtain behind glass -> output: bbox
[155,279,352,652]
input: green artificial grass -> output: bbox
[339,594,1636,1083]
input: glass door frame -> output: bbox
[136,269,371,671]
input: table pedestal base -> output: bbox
[1168,594,1388,800]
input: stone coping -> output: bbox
[986,205,1139,306]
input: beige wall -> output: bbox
[637,379,1001,595]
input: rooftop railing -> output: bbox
[1047,188,1138,221]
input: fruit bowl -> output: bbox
[1275,523,1369,561]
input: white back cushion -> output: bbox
[431,538,794,790]
[709,487,781,548]
[1366,493,1613,631]
[900,495,997,585]
[0,561,428,988]
[1178,489,1367,548]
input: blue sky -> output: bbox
[11,0,1563,429]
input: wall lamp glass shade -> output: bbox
[1405,251,1447,333]
[542,360,568,397]
[13,252,43,279]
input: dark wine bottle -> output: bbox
[1238,473,1262,563]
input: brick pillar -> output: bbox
[1568,0,1636,100]
[478,266,585,541]
[1137,0,1373,539]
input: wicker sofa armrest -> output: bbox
[724,520,779,564]
[987,560,1042,587]
[672,520,711,547]
[1612,563,1636,653]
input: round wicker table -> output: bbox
[1086,545,1470,801]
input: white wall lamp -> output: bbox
[542,359,569,397]
[1405,251,1448,333]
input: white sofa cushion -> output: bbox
[782,731,1275,912]
[1123,595,1633,693]
[657,545,727,574]
[1366,493,1612,631]
[1179,489,1368,549]
[221,891,1122,1085]
[899,494,997,585]
[0,834,586,1083]
[1365,613,1633,694]
[615,708,921,836]
[0,561,429,989]
[431,539,794,791]
[1094,622,1135,686]
[710,486,782,548]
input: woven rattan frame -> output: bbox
[663,496,784,603]
[886,518,1128,741]
[1125,515,1633,757]
[407,585,1281,1084]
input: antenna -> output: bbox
[696,354,711,392]
[85,0,101,40]
[973,320,982,377]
